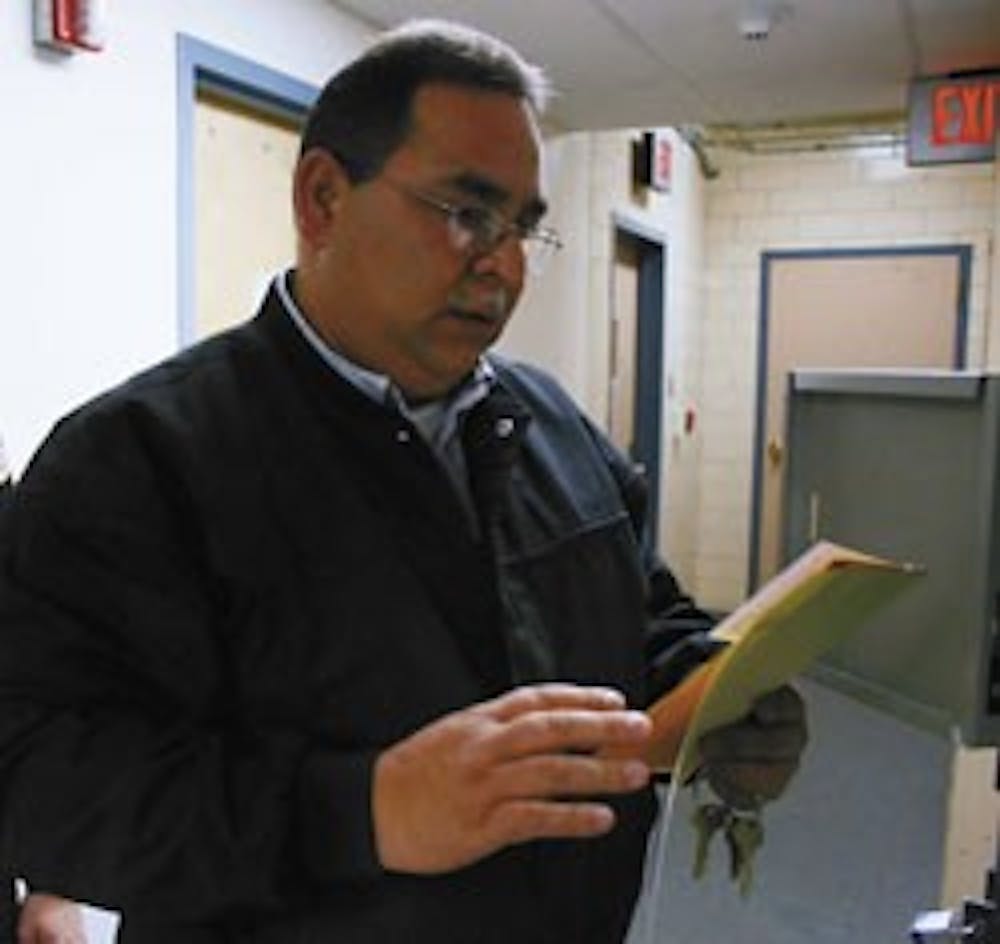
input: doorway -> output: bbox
[176,35,316,346]
[194,91,302,339]
[609,217,667,547]
[749,245,971,589]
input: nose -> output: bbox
[469,231,525,285]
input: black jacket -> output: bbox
[0,475,15,943]
[0,286,711,942]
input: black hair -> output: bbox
[299,18,550,182]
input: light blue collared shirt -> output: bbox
[276,270,493,531]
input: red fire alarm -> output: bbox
[34,0,107,53]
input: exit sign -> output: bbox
[634,130,672,193]
[907,72,1000,166]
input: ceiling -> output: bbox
[329,0,1000,132]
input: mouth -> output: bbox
[447,307,504,326]
[446,285,511,327]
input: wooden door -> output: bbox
[194,91,301,340]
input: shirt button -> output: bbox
[495,417,515,438]
[395,429,411,443]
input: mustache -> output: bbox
[446,285,512,320]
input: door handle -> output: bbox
[767,438,784,467]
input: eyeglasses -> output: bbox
[381,177,563,275]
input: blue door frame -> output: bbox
[613,213,668,550]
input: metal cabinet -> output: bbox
[785,369,1000,747]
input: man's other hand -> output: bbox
[698,685,808,809]
[17,894,86,944]
[373,683,653,874]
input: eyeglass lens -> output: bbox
[446,210,558,275]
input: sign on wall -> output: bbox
[907,72,1000,166]
[633,130,673,193]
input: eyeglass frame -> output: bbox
[380,176,563,274]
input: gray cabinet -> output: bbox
[785,369,1000,748]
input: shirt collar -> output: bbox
[277,269,393,405]
[275,270,495,439]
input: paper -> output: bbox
[644,541,923,780]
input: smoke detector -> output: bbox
[740,1,793,41]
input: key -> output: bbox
[691,802,730,880]
[725,812,764,897]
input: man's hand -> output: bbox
[698,685,807,809]
[373,683,653,874]
[17,893,86,944]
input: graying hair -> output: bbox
[300,18,551,182]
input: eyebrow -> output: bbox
[447,171,549,226]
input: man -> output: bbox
[1,439,86,944]
[0,20,805,942]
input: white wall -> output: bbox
[0,0,372,474]
[696,144,999,610]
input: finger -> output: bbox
[487,753,649,801]
[485,797,617,847]
[484,708,651,762]
[750,685,805,725]
[482,683,627,722]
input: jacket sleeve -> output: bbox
[0,473,11,521]
[579,417,718,705]
[0,474,18,941]
[0,409,382,925]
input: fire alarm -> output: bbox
[34,0,107,53]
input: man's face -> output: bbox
[307,82,546,400]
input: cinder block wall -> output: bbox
[696,146,998,611]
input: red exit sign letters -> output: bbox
[908,72,1000,165]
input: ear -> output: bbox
[293,147,351,246]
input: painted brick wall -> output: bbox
[696,144,999,610]
[585,129,706,587]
